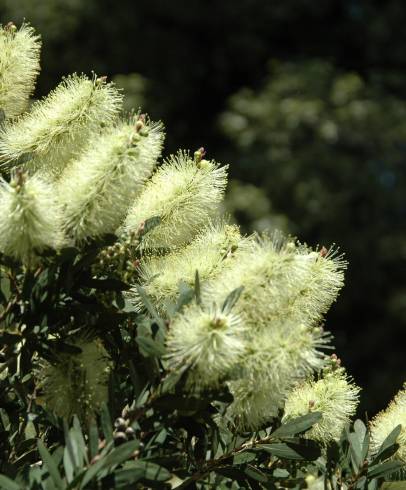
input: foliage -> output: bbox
[0,22,405,489]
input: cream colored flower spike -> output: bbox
[283,364,360,443]
[58,117,164,243]
[370,385,406,464]
[0,170,64,266]
[0,22,41,119]
[124,150,228,249]
[36,339,112,421]
[132,221,243,312]
[0,74,123,175]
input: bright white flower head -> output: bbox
[283,364,360,443]
[226,323,331,430]
[0,74,123,175]
[0,22,41,119]
[370,385,406,463]
[58,117,164,243]
[36,338,112,420]
[166,304,246,390]
[124,150,228,249]
[203,236,345,333]
[133,222,243,312]
[0,170,64,265]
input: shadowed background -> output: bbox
[1,0,405,415]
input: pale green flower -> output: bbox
[0,22,41,119]
[226,377,283,431]
[283,366,360,443]
[226,323,331,430]
[36,338,112,420]
[133,222,244,312]
[58,117,164,243]
[166,304,246,390]
[0,171,64,265]
[370,385,406,464]
[203,236,345,332]
[0,74,123,175]
[124,151,228,249]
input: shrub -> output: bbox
[0,22,404,489]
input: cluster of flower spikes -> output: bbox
[2,23,403,451]
[0,22,227,420]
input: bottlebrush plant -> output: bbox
[0,22,404,490]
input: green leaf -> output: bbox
[194,270,201,305]
[100,403,113,443]
[244,464,269,483]
[368,460,405,479]
[124,460,171,482]
[256,440,321,460]
[80,441,139,488]
[233,451,256,465]
[136,335,166,357]
[0,475,22,490]
[0,272,11,303]
[371,425,402,465]
[222,286,244,313]
[142,216,161,236]
[381,483,406,490]
[135,285,165,331]
[113,468,145,487]
[349,431,363,470]
[88,421,99,460]
[174,281,194,312]
[271,412,322,438]
[353,419,370,461]
[37,439,65,490]
[273,468,290,478]
[102,440,140,468]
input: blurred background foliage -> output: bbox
[1,0,405,414]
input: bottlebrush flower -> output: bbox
[0,22,41,119]
[58,117,164,243]
[203,235,345,333]
[0,170,63,265]
[0,74,123,175]
[124,150,228,249]
[370,385,406,464]
[36,338,112,420]
[131,222,244,312]
[283,365,360,443]
[166,304,246,389]
[226,323,331,430]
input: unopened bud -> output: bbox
[320,246,328,258]
[96,75,107,85]
[5,22,17,32]
[114,431,127,444]
[125,427,135,437]
[194,147,206,164]
[135,120,144,132]
[114,417,127,429]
